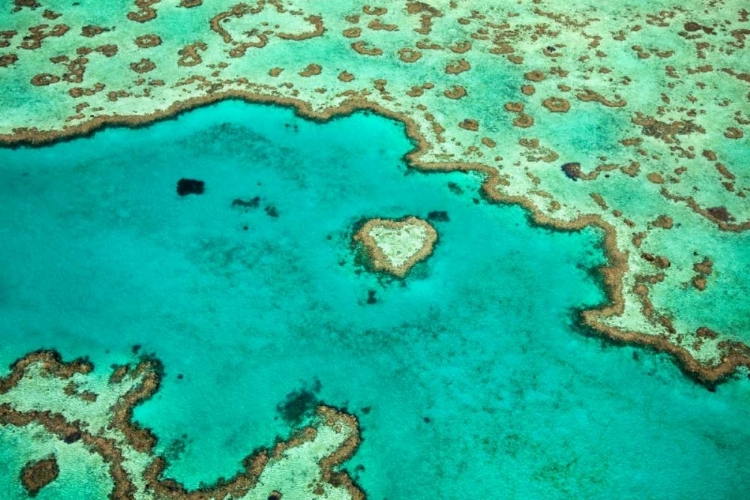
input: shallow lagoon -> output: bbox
[1,101,749,499]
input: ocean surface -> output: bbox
[1,101,749,499]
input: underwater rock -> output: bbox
[176,178,205,196]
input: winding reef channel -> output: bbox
[1,1,750,499]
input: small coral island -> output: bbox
[353,217,438,278]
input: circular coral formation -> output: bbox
[542,97,571,112]
[134,34,162,48]
[351,41,382,56]
[342,27,361,38]
[524,70,545,82]
[129,58,156,73]
[398,47,421,63]
[443,85,466,99]
[513,113,534,128]
[445,59,470,74]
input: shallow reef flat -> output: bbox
[1,0,748,380]
[0,351,362,499]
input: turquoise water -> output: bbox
[1,101,749,499]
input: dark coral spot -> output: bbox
[561,162,582,181]
[265,205,279,217]
[177,178,204,196]
[231,196,261,209]
[447,181,464,195]
[63,431,81,444]
[427,210,450,222]
[276,384,321,426]
[707,206,732,222]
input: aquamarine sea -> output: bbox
[1,101,748,499]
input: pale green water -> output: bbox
[1,101,749,499]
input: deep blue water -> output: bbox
[1,101,749,499]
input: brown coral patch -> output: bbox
[513,113,534,128]
[338,71,354,82]
[445,59,470,74]
[368,19,398,31]
[0,54,18,67]
[134,34,161,48]
[177,42,206,67]
[277,15,325,41]
[127,0,160,23]
[576,89,627,107]
[542,97,570,112]
[660,188,750,231]
[647,172,664,184]
[30,73,60,86]
[21,24,70,50]
[343,27,362,38]
[96,44,118,57]
[651,215,673,229]
[0,30,17,49]
[449,41,472,53]
[406,86,423,97]
[299,63,321,77]
[351,41,382,56]
[524,70,545,82]
[694,258,713,276]
[398,47,422,63]
[129,58,156,73]
[14,0,40,11]
[444,85,466,99]
[521,84,535,96]
[692,276,707,291]
[633,113,704,144]
[81,26,109,38]
[179,0,202,7]
[42,10,62,20]
[363,5,387,15]
[20,456,59,497]
[458,119,479,131]
[724,127,744,139]
[68,83,105,98]
[269,67,283,77]
[229,35,268,57]
[406,1,443,36]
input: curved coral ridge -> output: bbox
[354,216,438,277]
[0,351,363,500]
[0,1,749,380]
